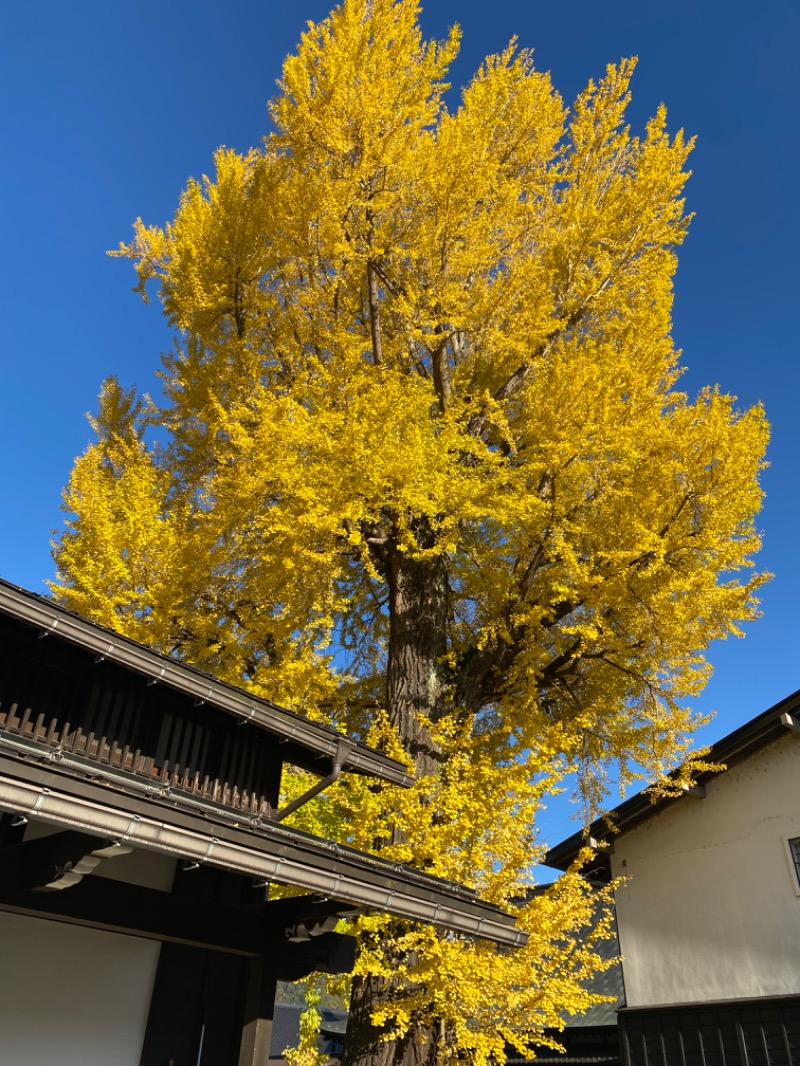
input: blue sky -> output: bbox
[1,1,798,839]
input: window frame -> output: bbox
[783,835,800,896]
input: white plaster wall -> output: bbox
[611,734,800,1007]
[0,833,175,1066]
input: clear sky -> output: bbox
[1,1,797,840]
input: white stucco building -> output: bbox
[546,689,800,1066]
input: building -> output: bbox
[545,689,800,1066]
[0,578,525,1066]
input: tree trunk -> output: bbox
[342,535,449,1066]
[385,539,448,777]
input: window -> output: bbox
[785,836,800,895]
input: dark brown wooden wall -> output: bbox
[0,616,282,817]
[619,996,800,1066]
[139,866,263,1066]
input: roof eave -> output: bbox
[0,755,526,948]
[544,688,800,875]
[0,578,412,788]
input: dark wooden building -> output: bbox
[0,578,525,1066]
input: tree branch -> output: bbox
[366,259,383,366]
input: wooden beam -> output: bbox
[260,893,363,941]
[681,783,707,798]
[0,876,263,954]
[588,836,615,854]
[273,930,356,982]
[0,830,132,891]
[0,874,356,973]
[238,956,277,1066]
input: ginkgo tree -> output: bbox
[53,1,769,1064]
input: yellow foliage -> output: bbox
[53,1,769,1063]
[284,985,329,1066]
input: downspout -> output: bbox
[274,739,353,823]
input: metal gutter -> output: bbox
[0,729,464,897]
[544,688,800,876]
[0,756,526,948]
[0,739,480,903]
[0,578,412,788]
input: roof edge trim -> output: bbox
[544,686,800,875]
[0,579,412,787]
[0,772,526,948]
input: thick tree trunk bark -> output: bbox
[385,541,448,776]
[342,534,449,1066]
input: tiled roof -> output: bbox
[568,913,625,1027]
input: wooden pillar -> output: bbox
[140,866,256,1065]
[238,955,277,1066]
